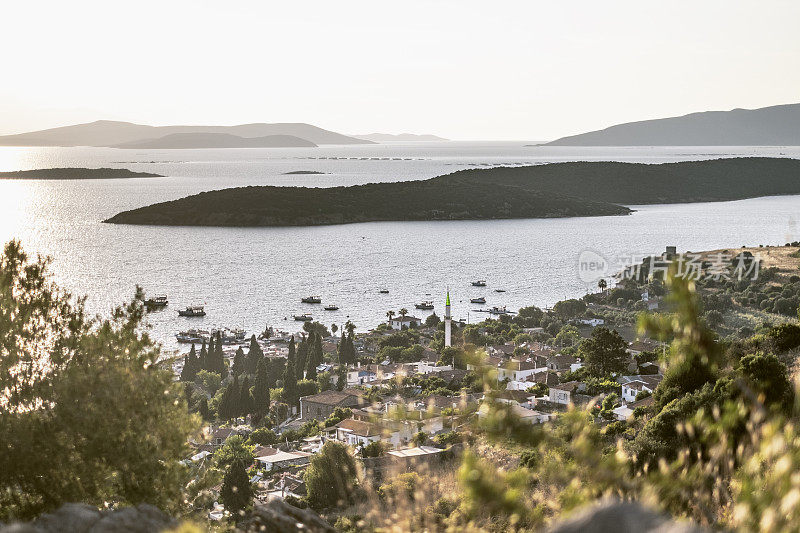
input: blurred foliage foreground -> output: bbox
[4,239,800,532]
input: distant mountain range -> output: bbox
[353,133,448,142]
[114,133,317,149]
[547,103,800,146]
[0,120,371,148]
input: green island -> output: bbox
[0,167,163,180]
[104,157,800,227]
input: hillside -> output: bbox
[547,102,800,146]
[0,120,371,147]
[113,133,317,149]
[447,157,800,205]
[104,176,630,227]
[0,168,162,180]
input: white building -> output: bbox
[388,315,422,330]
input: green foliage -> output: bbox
[220,460,252,517]
[214,435,255,469]
[360,440,390,458]
[194,370,222,396]
[552,299,587,320]
[377,472,421,503]
[323,407,352,428]
[246,427,278,447]
[304,441,359,510]
[579,327,629,377]
[0,241,199,519]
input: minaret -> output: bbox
[444,289,452,347]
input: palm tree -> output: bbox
[598,278,607,294]
[399,308,408,319]
[345,320,356,336]
[386,310,396,323]
[331,323,338,336]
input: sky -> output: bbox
[2,0,799,140]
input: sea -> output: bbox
[1,142,798,352]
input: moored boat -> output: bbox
[415,301,434,310]
[324,305,339,311]
[378,289,389,294]
[470,297,486,304]
[293,313,313,321]
[178,305,206,317]
[301,296,322,304]
[471,280,487,287]
[495,289,506,293]
[145,295,168,308]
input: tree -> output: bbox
[214,434,255,469]
[221,460,252,518]
[199,340,209,371]
[553,298,587,320]
[579,327,629,377]
[336,365,346,391]
[426,312,441,327]
[306,332,323,380]
[296,334,309,380]
[283,336,299,409]
[198,397,211,421]
[231,346,246,377]
[386,310,395,322]
[331,323,338,336]
[252,358,270,418]
[180,344,199,382]
[598,278,608,293]
[305,441,359,509]
[245,335,263,375]
[247,427,278,446]
[239,375,254,417]
[218,376,240,421]
[555,324,582,348]
[0,241,198,520]
[399,308,408,320]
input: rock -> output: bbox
[0,503,177,533]
[547,500,706,533]
[237,499,336,533]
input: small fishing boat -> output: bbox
[324,305,339,311]
[488,306,515,315]
[471,280,487,287]
[378,289,389,294]
[415,301,434,310]
[301,296,322,304]
[145,295,168,308]
[495,289,506,293]
[470,297,486,304]
[175,329,204,343]
[293,313,313,321]
[178,305,206,317]
[220,328,247,345]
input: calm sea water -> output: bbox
[1,143,799,351]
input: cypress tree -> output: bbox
[239,375,254,417]
[218,379,235,420]
[198,397,211,421]
[221,459,252,516]
[232,347,245,377]
[212,332,229,379]
[336,364,346,391]
[283,336,298,409]
[180,344,198,382]
[199,340,209,371]
[306,332,323,381]
[245,335,263,375]
[253,358,270,417]
[295,334,309,380]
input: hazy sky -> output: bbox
[2,0,799,140]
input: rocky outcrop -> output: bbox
[237,500,336,532]
[0,503,177,533]
[548,500,706,533]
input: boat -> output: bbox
[178,305,206,317]
[488,306,515,315]
[378,289,389,294]
[293,313,313,321]
[145,295,168,308]
[471,280,487,287]
[495,289,506,293]
[324,305,339,311]
[415,301,434,310]
[175,329,204,343]
[220,328,247,345]
[470,297,486,304]
[301,296,322,304]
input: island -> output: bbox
[114,133,317,149]
[283,170,328,175]
[0,168,163,180]
[104,157,800,227]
